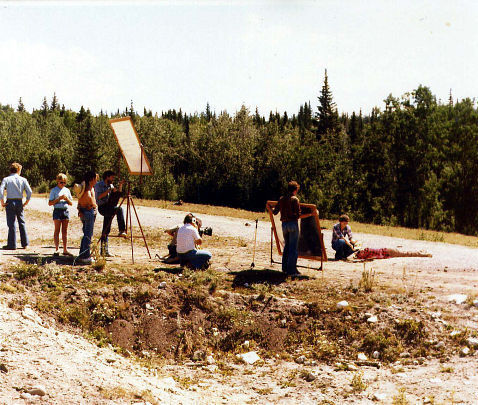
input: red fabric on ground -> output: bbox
[355,248,390,260]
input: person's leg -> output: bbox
[5,201,17,249]
[186,249,212,269]
[332,239,345,260]
[281,223,290,273]
[53,219,61,251]
[79,210,95,259]
[15,201,28,248]
[114,206,126,233]
[286,222,299,274]
[61,220,69,253]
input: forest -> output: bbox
[1,73,478,235]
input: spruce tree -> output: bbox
[316,69,339,137]
[50,92,59,111]
[17,97,25,112]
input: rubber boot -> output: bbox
[103,240,114,257]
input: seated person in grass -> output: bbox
[176,213,211,270]
[331,214,357,260]
[163,216,203,264]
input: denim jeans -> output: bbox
[5,200,28,248]
[282,220,299,275]
[178,249,212,270]
[332,239,354,260]
[98,205,125,242]
[79,208,96,259]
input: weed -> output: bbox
[0,283,17,293]
[395,319,427,343]
[253,387,273,395]
[280,370,298,388]
[12,263,40,281]
[350,371,367,393]
[392,387,409,405]
[440,365,454,373]
[359,264,375,292]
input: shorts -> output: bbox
[53,208,70,221]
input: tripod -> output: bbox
[116,182,151,263]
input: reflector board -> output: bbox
[109,117,152,175]
[266,201,327,262]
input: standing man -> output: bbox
[94,170,126,257]
[0,162,32,250]
[271,181,301,276]
[176,213,212,270]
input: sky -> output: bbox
[0,0,477,117]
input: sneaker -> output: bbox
[62,251,74,257]
[53,250,60,257]
[118,231,127,238]
[2,245,15,250]
[77,257,95,265]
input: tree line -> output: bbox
[1,75,478,235]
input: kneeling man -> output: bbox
[176,213,212,270]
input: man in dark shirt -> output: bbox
[272,181,301,276]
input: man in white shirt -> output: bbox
[176,213,212,270]
[0,162,32,250]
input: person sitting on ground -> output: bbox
[49,173,73,256]
[176,213,211,270]
[76,171,98,265]
[0,162,32,250]
[94,170,126,257]
[331,214,358,260]
[163,216,203,264]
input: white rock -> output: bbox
[466,337,478,348]
[237,351,261,365]
[242,340,250,349]
[21,306,43,325]
[206,355,215,365]
[372,351,380,359]
[460,347,470,356]
[364,312,374,318]
[347,363,358,371]
[399,352,411,358]
[159,281,167,289]
[357,353,367,361]
[336,300,349,310]
[430,377,443,384]
[473,299,478,307]
[295,355,306,364]
[27,385,46,396]
[436,341,445,349]
[450,330,461,337]
[281,319,287,327]
[367,315,378,323]
[373,392,387,401]
[423,398,432,404]
[20,393,34,400]
[447,294,467,304]
[145,303,154,310]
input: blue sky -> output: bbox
[0,0,476,116]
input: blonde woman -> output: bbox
[49,173,73,256]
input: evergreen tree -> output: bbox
[316,69,339,137]
[41,97,48,117]
[72,114,99,181]
[50,92,59,111]
[17,97,25,112]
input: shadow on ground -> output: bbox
[12,252,75,266]
[231,268,309,288]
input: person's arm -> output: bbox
[23,179,32,207]
[48,189,58,206]
[0,179,5,206]
[95,183,110,201]
[65,190,73,206]
[193,227,202,246]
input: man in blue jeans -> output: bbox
[272,181,301,276]
[331,214,357,260]
[0,162,32,250]
[76,171,98,265]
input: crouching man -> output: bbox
[176,213,212,270]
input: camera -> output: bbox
[199,226,213,237]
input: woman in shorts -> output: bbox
[49,173,73,256]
